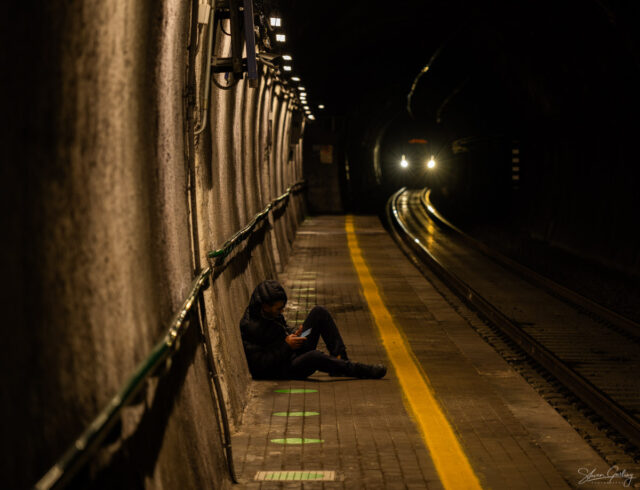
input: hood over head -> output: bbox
[248,280,287,315]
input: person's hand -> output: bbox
[285,328,306,350]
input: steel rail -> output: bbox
[419,189,640,341]
[386,187,640,450]
[34,180,305,490]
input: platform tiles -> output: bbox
[231,215,616,489]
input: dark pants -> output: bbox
[284,306,349,379]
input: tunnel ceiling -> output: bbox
[276,0,640,132]
[273,0,640,218]
[281,0,462,114]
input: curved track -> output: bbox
[387,187,640,450]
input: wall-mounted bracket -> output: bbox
[212,0,259,87]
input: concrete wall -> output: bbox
[1,2,304,488]
[518,132,640,276]
[195,21,305,429]
[303,122,345,214]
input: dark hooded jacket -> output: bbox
[240,280,294,378]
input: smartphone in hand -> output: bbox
[299,328,312,338]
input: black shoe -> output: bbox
[349,362,387,379]
[328,353,350,377]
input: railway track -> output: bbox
[386,187,640,451]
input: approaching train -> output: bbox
[382,137,439,190]
[397,138,438,187]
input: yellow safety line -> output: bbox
[345,215,483,490]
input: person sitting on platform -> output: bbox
[239,280,387,380]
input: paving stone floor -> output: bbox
[231,216,619,489]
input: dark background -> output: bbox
[271,0,640,276]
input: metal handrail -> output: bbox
[207,180,305,261]
[34,180,305,489]
[34,269,211,490]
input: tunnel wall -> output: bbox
[303,122,345,214]
[430,130,640,278]
[2,2,304,489]
[518,131,640,276]
[195,23,305,429]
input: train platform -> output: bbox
[231,215,617,489]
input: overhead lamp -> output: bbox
[318,104,325,109]
[270,17,282,27]
[427,156,436,169]
[303,105,309,109]
[300,92,307,97]
[291,76,301,82]
[400,155,409,168]
[308,115,316,120]
[298,86,306,91]
[283,65,292,71]
[276,34,286,42]
[282,55,292,61]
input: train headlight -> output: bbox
[400,155,409,168]
[427,157,436,169]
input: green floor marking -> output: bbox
[255,471,335,481]
[273,411,319,417]
[270,437,324,444]
[274,388,317,394]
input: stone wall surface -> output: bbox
[518,134,640,276]
[1,1,304,489]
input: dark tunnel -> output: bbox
[2,1,640,488]
[294,0,640,274]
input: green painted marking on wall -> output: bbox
[270,438,324,444]
[273,411,319,417]
[274,388,317,394]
